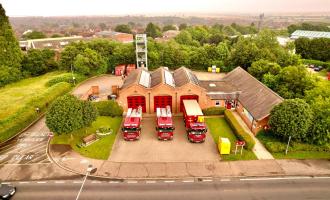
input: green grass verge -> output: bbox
[206,117,257,161]
[273,151,330,159]
[51,116,122,160]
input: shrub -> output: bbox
[224,110,255,150]
[202,107,225,115]
[0,82,72,142]
[46,73,87,87]
[93,100,123,117]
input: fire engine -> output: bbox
[182,100,207,143]
[156,106,175,140]
[122,106,142,141]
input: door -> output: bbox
[154,95,172,112]
[180,95,199,112]
[127,96,146,113]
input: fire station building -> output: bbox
[116,66,283,134]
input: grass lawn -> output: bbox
[51,116,122,160]
[0,71,67,120]
[317,69,328,78]
[257,130,330,160]
[206,117,257,161]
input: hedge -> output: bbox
[301,59,330,71]
[46,73,87,87]
[93,100,123,117]
[0,82,72,143]
[224,110,255,150]
[202,107,226,116]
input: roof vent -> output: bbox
[209,83,216,87]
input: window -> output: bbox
[215,100,220,107]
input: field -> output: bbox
[51,116,123,160]
[0,72,67,120]
[205,117,257,161]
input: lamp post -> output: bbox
[285,136,292,155]
[71,63,76,85]
[75,164,94,200]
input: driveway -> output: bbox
[109,116,220,162]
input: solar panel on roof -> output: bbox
[139,70,150,88]
[164,70,175,87]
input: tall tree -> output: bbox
[145,23,162,38]
[248,59,281,81]
[0,3,23,86]
[22,31,46,39]
[114,24,132,34]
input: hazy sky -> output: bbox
[1,0,330,16]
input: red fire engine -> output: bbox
[182,100,207,143]
[156,106,175,140]
[122,106,142,141]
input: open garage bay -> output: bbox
[109,116,220,162]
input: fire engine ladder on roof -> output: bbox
[135,34,148,69]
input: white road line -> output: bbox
[2,182,11,184]
[55,181,65,184]
[37,181,47,184]
[146,181,156,184]
[19,181,29,184]
[73,181,83,184]
[202,179,213,182]
[164,180,175,183]
[182,180,194,183]
[91,181,102,184]
[220,178,230,182]
[313,176,330,179]
[127,181,138,184]
[109,181,120,184]
[240,176,312,181]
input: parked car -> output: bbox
[0,183,16,199]
[314,66,323,71]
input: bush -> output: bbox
[0,82,72,142]
[93,100,123,117]
[224,110,255,150]
[46,73,87,87]
[202,107,225,115]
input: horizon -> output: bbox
[2,0,330,17]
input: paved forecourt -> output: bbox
[109,116,220,162]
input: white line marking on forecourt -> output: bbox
[146,181,156,184]
[55,181,65,184]
[182,180,194,183]
[240,176,312,181]
[164,180,175,183]
[37,181,47,184]
[127,181,138,184]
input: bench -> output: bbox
[82,134,99,146]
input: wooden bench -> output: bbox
[82,134,98,146]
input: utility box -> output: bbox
[216,68,220,73]
[218,137,231,155]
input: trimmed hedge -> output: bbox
[202,107,226,116]
[224,110,255,150]
[93,100,123,117]
[46,73,87,87]
[0,82,72,143]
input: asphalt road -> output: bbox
[10,177,330,200]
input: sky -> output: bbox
[1,0,330,17]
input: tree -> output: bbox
[295,38,330,62]
[46,95,98,134]
[175,31,197,46]
[114,24,132,33]
[228,37,259,69]
[179,23,188,30]
[162,24,177,32]
[22,49,57,76]
[73,48,107,76]
[51,33,63,38]
[269,99,313,141]
[59,41,87,70]
[22,31,46,39]
[0,3,23,86]
[145,23,162,38]
[99,23,108,31]
[248,59,281,81]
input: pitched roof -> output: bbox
[173,67,200,87]
[121,68,143,89]
[199,80,241,100]
[291,30,330,39]
[222,67,283,120]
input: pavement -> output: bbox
[10,177,330,200]
[231,111,274,160]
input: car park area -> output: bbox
[109,116,220,162]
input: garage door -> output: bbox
[154,96,172,112]
[180,95,199,112]
[127,96,146,113]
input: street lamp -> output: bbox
[71,63,76,85]
[75,164,94,200]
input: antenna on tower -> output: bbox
[258,13,264,32]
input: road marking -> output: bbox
[127,181,138,184]
[240,176,312,181]
[37,181,47,184]
[91,181,102,184]
[220,178,230,182]
[164,180,175,183]
[202,179,213,182]
[109,181,120,184]
[146,181,156,184]
[182,180,194,183]
[2,182,11,184]
[55,181,65,184]
[19,181,29,184]
[313,176,330,179]
[73,181,83,184]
